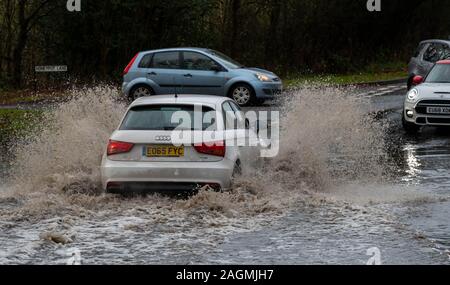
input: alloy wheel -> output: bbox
[133,87,152,99]
[232,86,251,106]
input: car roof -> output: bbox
[130,95,231,108]
[420,39,450,46]
[140,47,210,54]
[437,60,450,64]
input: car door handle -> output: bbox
[148,72,157,76]
[184,73,193,78]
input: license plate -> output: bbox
[427,107,450,114]
[145,145,184,157]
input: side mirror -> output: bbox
[412,75,424,86]
[210,65,223,72]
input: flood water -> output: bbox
[0,86,449,265]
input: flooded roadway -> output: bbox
[0,84,449,264]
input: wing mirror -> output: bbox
[210,65,223,72]
[412,75,424,86]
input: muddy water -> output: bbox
[0,86,449,264]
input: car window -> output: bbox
[423,44,450,62]
[151,52,180,69]
[138,54,153,68]
[222,102,237,130]
[183,52,218,71]
[413,43,426,58]
[120,105,216,131]
[229,101,247,129]
[206,49,244,69]
[442,45,450,60]
[425,64,450,83]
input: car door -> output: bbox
[223,101,260,165]
[180,51,228,96]
[145,51,185,94]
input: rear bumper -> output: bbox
[122,82,131,96]
[101,158,234,192]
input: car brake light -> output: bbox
[412,75,424,86]
[107,140,134,156]
[123,53,139,76]
[194,141,226,157]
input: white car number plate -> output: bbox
[427,107,450,114]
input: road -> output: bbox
[239,83,450,264]
[0,83,450,264]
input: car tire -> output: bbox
[230,84,255,107]
[402,115,420,135]
[129,85,154,101]
[255,99,266,106]
[229,161,243,190]
[232,162,243,178]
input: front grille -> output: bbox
[416,117,426,124]
[417,100,450,105]
[416,100,450,114]
[273,77,281,82]
[427,117,450,124]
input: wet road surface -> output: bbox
[1,83,450,264]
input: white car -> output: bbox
[403,60,450,134]
[101,95,261,193]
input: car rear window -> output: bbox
[150,52,180,69]
[120,105,217,131]
[138,54,153,68]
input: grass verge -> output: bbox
[284,62,408,88]
[0,109,43,145]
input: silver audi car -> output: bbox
[403,60,450,134]
[101,95,262,193]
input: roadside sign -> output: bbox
[35,65,68,72]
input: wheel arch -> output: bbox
[128,83,156,99]
[126,78,158,97]
[226,81,256,98]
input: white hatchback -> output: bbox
[403,60,450,134]
[101,95,262,193]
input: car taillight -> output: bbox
[107,140,134,156]
[194,141,226,157]
[123,53,139,76]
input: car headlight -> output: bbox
[255,73,271,82]
[407,88,419,102]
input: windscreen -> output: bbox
[426,64,450,83]
[120,105,217,131]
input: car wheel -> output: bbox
[229,162,243,189]
[232,162,243,178]
[129,85,154,101]
[255,99,266,106]
[230,84,254,107]
[402,115,420,135]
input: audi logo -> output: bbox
[155,136,172,142]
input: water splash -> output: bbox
[1,84,435,264]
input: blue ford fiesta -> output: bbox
[122,48,283,107]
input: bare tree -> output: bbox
[11,0,58,87]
